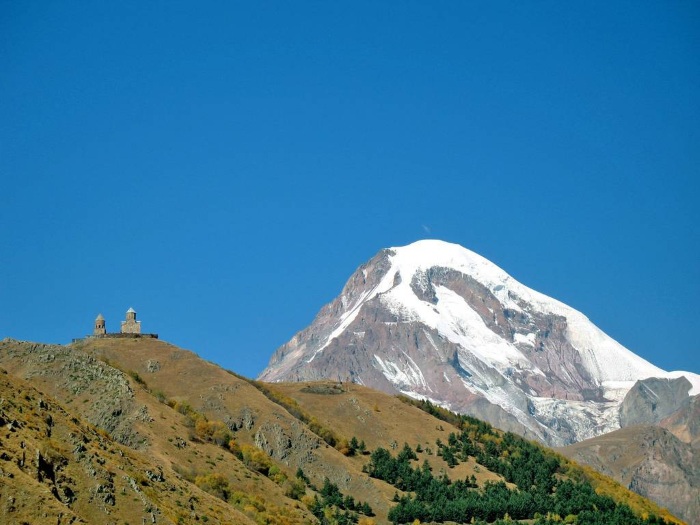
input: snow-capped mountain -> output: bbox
[259,240,700,445]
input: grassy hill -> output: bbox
[0,337,684,524]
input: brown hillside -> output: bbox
[266,381,505,487]
[75,337,397,520]
[0,368,255,525]
[0,338,316,524]
[0,337,686,525]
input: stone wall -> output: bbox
[74,333,159,342]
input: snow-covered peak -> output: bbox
[260,239,698,445]
[391,239,510,278]
[353,240,670,385]
[389,240,509,283]
[388,240,586,317]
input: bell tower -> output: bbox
[94,313,106,335]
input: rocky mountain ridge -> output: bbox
[260,240,699,447]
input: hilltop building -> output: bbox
[93,313,106,335]
[87,308,158,339]
[121,307,141,334]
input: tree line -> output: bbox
[365,425,672,524]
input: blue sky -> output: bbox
[2,2,698,378]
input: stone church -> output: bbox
[120,307,141,334]
[91,308,157,339]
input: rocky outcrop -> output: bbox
[660,394,700,448]
[0,339,147,448]
[620,377,692,427]
[254,420,320,466]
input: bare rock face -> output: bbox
[660,394,700,449]
[260,240,699,447]
[225,406,256,431]
[255,422,293,460]
[619,376,692,428]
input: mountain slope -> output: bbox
[0,337,684,524]
[560,386,700,524]
[260,240,699,446]
[562,425,700,524]
[0,365,256,525]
